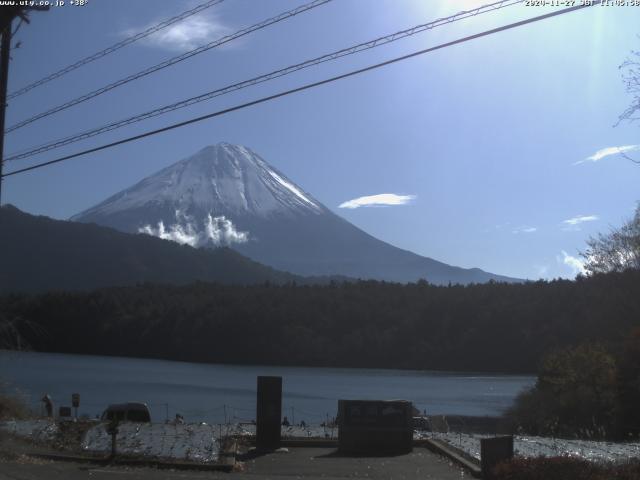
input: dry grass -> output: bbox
[0,394,30,421]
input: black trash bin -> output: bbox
[338,399,413,455]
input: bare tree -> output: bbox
[582,205,640,274]
[619,46,640,124]
[585,47,640,271]
[618,47,640,164]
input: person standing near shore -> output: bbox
[41,394,53,417]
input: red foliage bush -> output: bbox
[492,457,640,480]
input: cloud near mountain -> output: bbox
[139,210,248,247]
[71,143,520,285]
[338,193,416,209]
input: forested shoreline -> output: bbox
[2,269,639,373]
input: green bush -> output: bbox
[616,328,640,438]
[508,344,617,438]
[509,334,640,439]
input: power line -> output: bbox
[7,0,225,100]
[5,0,524,162]
[4,0,333,134]
[2,2,600,179]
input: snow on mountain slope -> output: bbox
[73,143,323,220]
[72,143,521,284]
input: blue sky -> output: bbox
[3,0,640,280]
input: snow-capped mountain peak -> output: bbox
[72,143,522,285]
[72,143,323,221]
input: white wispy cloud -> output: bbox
[559,250,586,277]
[338,193,416,209]
[512,225,537,234]
[561,214,599,231]
[574,145,639,165]
[563,214,598,225]
[126,15,232,52]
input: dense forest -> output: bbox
[2,269,639,373]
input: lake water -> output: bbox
[1,350,534,424]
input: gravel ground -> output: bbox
[3,419,640,465]
[420,431,640,463]
[81,422,219,463]
[0,419,58,443]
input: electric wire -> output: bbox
[7,0,226,100]
[4,0,333,134]
[11,18,24,37]
[2,1,600,179]
[5,0,524,162]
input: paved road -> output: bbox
[0,447,469,479]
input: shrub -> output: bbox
[493,457,640,480]
[507,344,617,438]
[616,328,640,438]
[0,393,30,420]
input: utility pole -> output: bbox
[0,17,12,205]
[0,6,48,205]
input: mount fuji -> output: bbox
[72,143,519,284]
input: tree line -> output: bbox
[1,269,639,374]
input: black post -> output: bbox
[0,23,11,204]
[481,436,514,479]
[106,419,119,459]
[111,431,117,458]
[71,393,80,420]
[256,376,282,450]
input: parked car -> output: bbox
[101,402,151,423]
[413,416,432,431]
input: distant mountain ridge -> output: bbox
[72,143,521,284]
[0,204,316,293]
